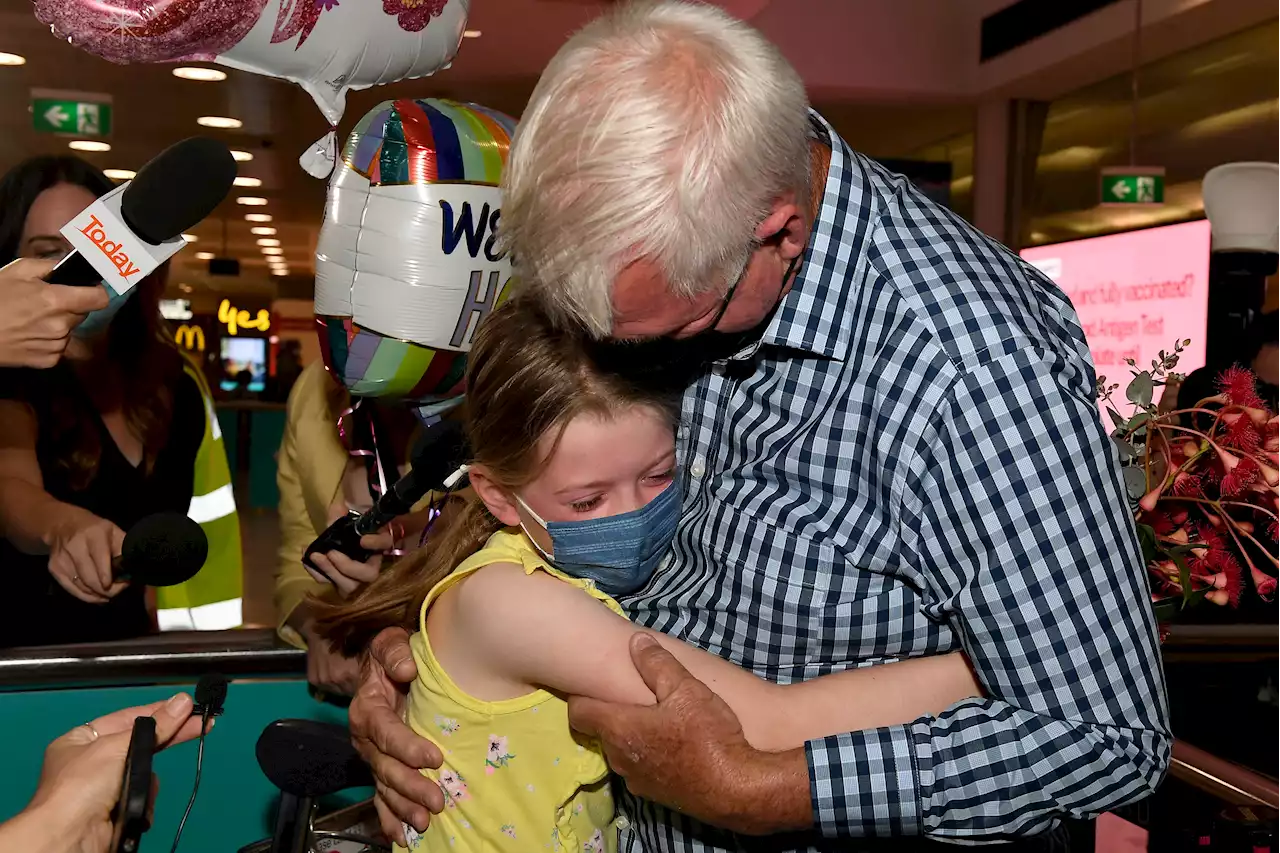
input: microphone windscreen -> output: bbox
[408,418,468,490]
[121,138,237,244]
[120,512,209,587]
[195,672,228,715]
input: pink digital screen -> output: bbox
[1021,220,1211,416]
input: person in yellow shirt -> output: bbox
[274,360,435,694]
[316,299,982,851]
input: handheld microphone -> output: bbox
[46,137,236,292]
[112,512,209,587]
[303,417,469,576]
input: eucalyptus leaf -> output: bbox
[1111,435,1138,462]
[1136,523,1159,566]
[1168,550,1194,606]
[1123,467,1148,500]
[1127,372,1154,406]
[1126,412,1150,433]
[1108,408,1127,430]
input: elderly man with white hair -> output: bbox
[348,2,1172,850]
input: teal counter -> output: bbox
[0,630,370,853]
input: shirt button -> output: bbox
[690,458,706,479]
[616,816,631,831]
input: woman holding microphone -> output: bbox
[0,155,235,648]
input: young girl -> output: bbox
[319,299,981,852]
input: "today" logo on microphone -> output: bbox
[78,214,142,280]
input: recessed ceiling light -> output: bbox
[256,238,281,247]
[236,196,267,206]
[173,67,227,82]
[271,268,289,276]
[197,116,242,129]
[104,169,135,181]
[233,176,261,188]
[262,247,284,255]
[0,52,26,66]
[230,149,254,162]
[244,213,272,223]
[462,30,481,38]
[194,252,215,260]
[69,140,111,153]
[250,226,276,236]
[182,234,197,243]
[178,283,193,293]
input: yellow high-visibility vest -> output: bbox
[154,359,243,630]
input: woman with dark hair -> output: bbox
[0,155,223,647]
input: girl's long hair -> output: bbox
[0,156,184,487]
[313,297,679,657]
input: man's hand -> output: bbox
[349,627,445,845]
[568,634,811,835]
[0,259,109,369]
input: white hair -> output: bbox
[500,0,811,337]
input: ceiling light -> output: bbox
[197,116,242,129]
[173,67,227,82]
[462,29,481,38]
[230,149,254,162]
[104,169,135,181]
[194,252,215,260]
[244,213,272,223]
[182,234,197,243]
[237,196,267,206]
[0,53,26,66]
[179,283,193,293]
[233,176,262,188]
[257,238,281,247]
[271,268,289,276]
[69,140,111,153]
[262,247,284,255]
[250,226,276,236]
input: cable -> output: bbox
[168,712,210,853]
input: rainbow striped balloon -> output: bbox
[315,98,517,421]
[343,98,517,187]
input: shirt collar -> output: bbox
[728,109,869,364]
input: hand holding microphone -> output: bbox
[48,510,208,605]
[0,258,109,369]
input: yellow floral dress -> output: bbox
[398,529,623,853]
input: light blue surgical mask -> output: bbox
[72,285,132,338]
[515,483,681,596]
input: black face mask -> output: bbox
[592,254,802,390]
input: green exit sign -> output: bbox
[31,91,113,137]
[1100,167,1165,206]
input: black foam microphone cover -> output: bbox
[194,673,228,717]
[121,137,237,244]
[115,512,209,587]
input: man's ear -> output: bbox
[468,465,521,526]
[756,193,808,262]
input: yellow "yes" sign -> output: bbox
[218,299,270,336]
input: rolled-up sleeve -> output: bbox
[807,346,1171,840]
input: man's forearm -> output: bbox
[729,747,813,835]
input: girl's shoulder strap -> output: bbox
[418,529,625,629]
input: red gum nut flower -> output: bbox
[1217,365,1264,409]
[1251,565,1277,600]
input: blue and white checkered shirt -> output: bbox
[616,111,1171,852]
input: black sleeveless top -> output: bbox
[0,364,205,648]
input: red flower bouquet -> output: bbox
[1099,340,1278,622]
